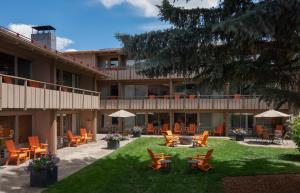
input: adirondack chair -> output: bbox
[163,130,179,147]
[187,123,197,135]
[160,123,169,134]
[80,128,93,143]
[173,122,181,135]
[67,130,82,147]
[147,148,172,170]
[275,124,284,133]
[255,125,264,141]
[28,136,47,159]
[193,131,209,147]
[188,149,214,171]
[212,123,225,136]
[147,123,155,135]
[5,139,30,165]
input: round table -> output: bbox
[179,136,193,145]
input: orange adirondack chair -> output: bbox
[193,131,209,147]
[212,123,225,136]
[187,123,197,135]
[5,139,30,165]
[147,148,172,170]
[147,123,155,135]
[80,128,93,143]
[188,149,214,171]
[28,136,47,159]
[163,130,179,147]
[160,123,169,134]
[275,124,284,133]
[173,122,181,135]
[67,130,82,147]
[255,125,264,140]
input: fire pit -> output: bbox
[179,136,193,145]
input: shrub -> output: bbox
[290,115,300,151]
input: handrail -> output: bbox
[0,74,100,95]
[0,25,108,76]
[101,94,260,100]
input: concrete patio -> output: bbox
[0,135,136,193]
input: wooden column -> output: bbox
[93,110,97,141]
[49,110,57,154]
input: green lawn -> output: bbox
[44,138,300,193]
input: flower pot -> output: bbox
[133,132,141,138]
[235,134,244,141]
[30,166,58,187]
[107,140,120,149]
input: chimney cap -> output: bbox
[32,25,56,31]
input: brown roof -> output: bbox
[0,26,109,79]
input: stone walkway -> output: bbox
[237,138,297,148]
[0,135,135,193]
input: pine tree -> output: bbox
[117,0,300,109]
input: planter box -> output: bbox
[107,140,120,149]
[235,134,244,141]
[30,166,58,187]
[133,132,141,138]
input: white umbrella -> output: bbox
[109,110,136,136]
[254,109,291,118]
[109,110,136,118]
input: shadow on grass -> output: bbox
[41,151,300,193]
[279,154,300,162]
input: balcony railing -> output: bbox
[0,74,100,110]
[101,67,186,80]
[100,95,287,110]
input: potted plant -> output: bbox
[27,154,60,187]
[232,128,247,141]
[105,134,122,149]
[131,126,143,138]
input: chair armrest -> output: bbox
[19,148,29,152]
[40,143,48,148]
[164,156,172,160]
[154,153,164,157]
[196,154,206,157]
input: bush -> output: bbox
[290,115,300,151]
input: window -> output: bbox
[19,115,32,143]
[0,52,14,75]
[110,58,119,67]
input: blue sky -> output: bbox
[1,0,218,51]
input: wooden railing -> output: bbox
[0,74,100,110]
[100,95,287,110]
[101,67,187,80]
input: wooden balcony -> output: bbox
[0,74,100,110]
[100,95,288,111]
[102,67,186,80]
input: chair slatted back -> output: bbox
[28,136,36,148]
[34,136,41,147]
[174,122,181,133]
[147,148,159,163]
[67,130,74,139]
[166,130,173,136]
[5,139,16,153]
[80,128,87,137]
[147,123,154,132]
[162,123,169,132]
[203,130,209,136]
[204,149,214,161]
[188,123,196,133]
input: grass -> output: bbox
[44,138,300,193]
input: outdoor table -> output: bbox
[179,136,193,145]
[160,159,172,172]
[187,159,198,169]
[20,148,31,159]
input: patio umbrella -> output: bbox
[109,110,136,136]
[254,109,291,118]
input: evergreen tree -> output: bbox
[117,0,300,109]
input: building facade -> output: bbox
[0,26,108,153]
[65,49,289,136]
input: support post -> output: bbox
[93,110,97,141]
